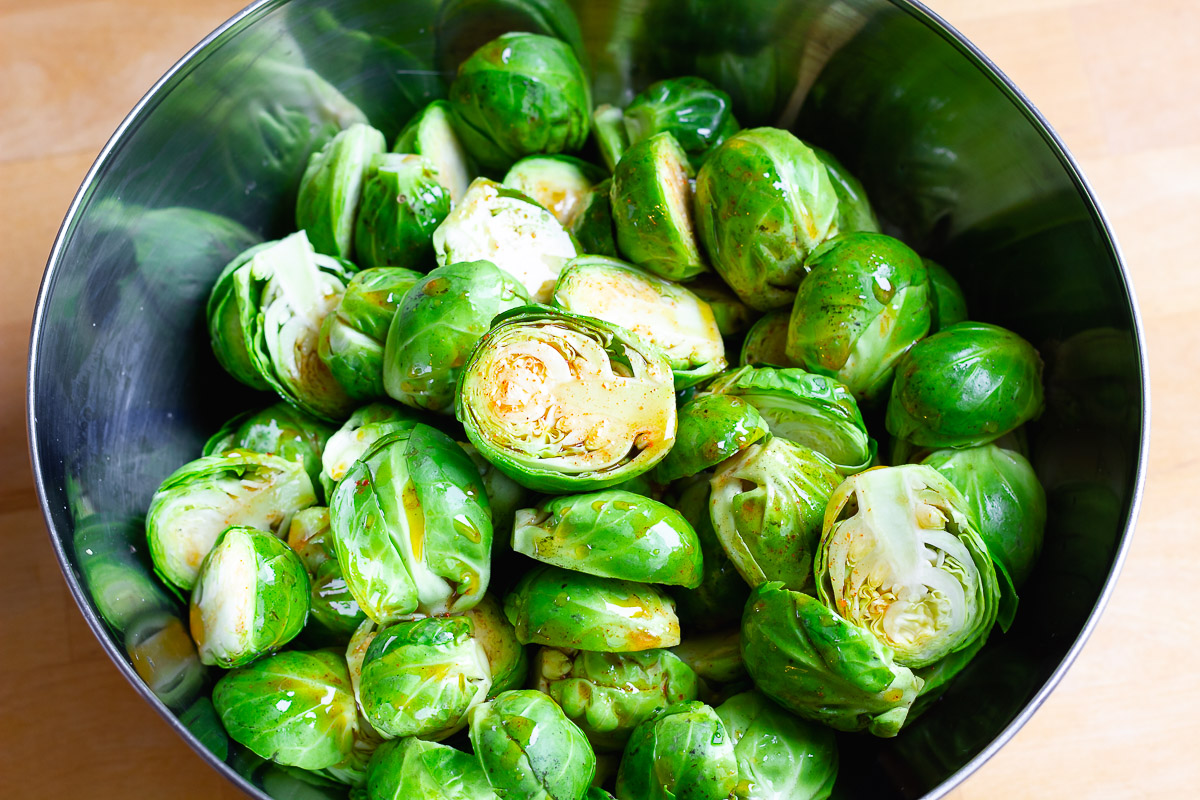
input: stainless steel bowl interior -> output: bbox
[28,0,1148,797]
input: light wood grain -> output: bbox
[2,1,1196,797]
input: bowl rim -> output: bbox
[26,1,1150,798]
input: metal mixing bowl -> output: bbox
[27,0,1148,797]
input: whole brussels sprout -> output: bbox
[359,616,492,740]
[320,402,422,498]
[503,155,606,227]
[657,394,769,483]
[457,306,677,493]
[504,565,681,651]
[688,275,754,337]
[204,401,335,502]
[709,437,841,593]
[610,132,709,281]
[810,145,880,235]
[785,232,932,402]
[615,701,738,800]
[459,441,530,539]
[716,691,838,800]
[463,593,529,697]
[739,310,797,368]
[393,100,475,203]
[552,256,726,388]
[470,689,596,800]
[667,478,749,633]
[817,465,1001,668]
[432,178,579,303]
[318,267,423,402]
[741,582,922,737]
[383,261,530,414]
[886,322,1044,448]
[535,647,700,751]
[189,526,310,668]
[329,424,492,622]
[354,153,451,270]
[449,32,591,171]
[512,490,704,587]
[147,450,317,591]
[924,258,968,332]
[624,77,739,168]
[213,649,358,770]
[296,122,387,259]
[923,444,1046,588]
[365,737,498,800]
[570,178,619,257]
[593,104,629,173]
[695,129,839,310]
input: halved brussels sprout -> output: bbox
[366,737,498,800]
[535,647,699,751]
[504,565,681,651]
[503,155,606,227]
[354,153,451,270]
[383,261,530,414]
[204,401,336,501]
[610,132,708,281]
[624,77,739,168]
[189,526,310,668]
[320,402,422,498]
[329,424,492,622]
[359,616,492,740]
[615,701,738,800]
[432,178,579,303]
[463,593,529,697]
[296,122,387,259]
[147,450,317,591]
[716,691,839,800]
[457,306,677,493]
[695,129,839,310]
[512,489,703,587]
[924,259,968,332]
[553,256,726,388]
[785,232,931,402]
[666,478,750,633]
[688,276,754,337]
[657,394,769,483]
[318,267,423,401]
[739,310,797,368]
[470,689,596,800]
[886,322,1044,448]
[810,145,880,235]
[706,366,874,473]
[449,32,591,170]
[922,444,1046,588]
[593,104,630,173]
[817,465,1001,668]
[393,100,474,203]
[570,178,619,257]
[741,582,922,737]
[709,437,841,593]
[213,649,358,770]
[459,441,530,539]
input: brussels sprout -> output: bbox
[354,153,451,270]
[366,737,499,800]
[125,612,206,711]
[434,0,587,78]
[330,424,492,622]
[512,490,704,587]
[147,450,317,592]
[886,322,1044,448]
[615,701,738,800]
[739,311,796,368]
[205,402,336,501]
[383,261,531,413]
[318,267,423,401]
[741,583,922,737]
[924,259,968,332]
[393,100,475,203]
[74,516,175,634]
[457,306,677,493]
[624,77,739,168]
[213,649,358,770]
[570,178,619,257]
[296,122,387,259]
[359,616,492,740]
[588,788,617,800]
[504,565,681,651]
[593,104,630,173]
[346,618,378,711]
[189,526,310,668]
[785,232,932,402]
[667,479,749,632]
[307,557,368,644]
[320,402,423,498]
[688,276,754,337]
[470,689,596,800]
[657,394,769,483]
[707,366,874,473]
[553,256,726,388]
[709,437,841,593]
[535,647,700,751]
[463,593,529,697]
[716,691,838,800]
[922,444,1046,589]
[504,155,606,227]
[817,465,1000,668]
[810,145,880,235]
[206,231,357,419]
[432,178,579,303]
[459,441,530,538]
[695,129,839,311]
[449,32,591,171]
[670,629,746,687]
[610,132,708,282]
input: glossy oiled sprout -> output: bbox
[319,402,421,498]
[365,737,498,800]
[393,100,474,203]
[296,122,386,259]
[354,153,451,270]
[462,593,529,697]
[623,76,740,168]
[503,155,605,227]
[657,393,769,483]
[615,701,738,800]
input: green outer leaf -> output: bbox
[207,241,275,391]
[459,441,530,538]
[924,258,968,332]
[669,629,746,686]
[366,738,498,800]
[592,104,629,173]
[463,593,529,697]
[393,100,475,204]
[657,394,769,483]
[614,701,738,800]
[320,402,423,498]
[569,178,618,257]
[307,557,367,642]
[512,489,704,587]
[503,154,606,227]
[354,153,451,270]
[810,145,880,235]
[624,77,740,169]
[503,565,680,652]
[740,583,923,737]
[739,310,797,368]
[296,122,387,259]
[667,479,750,633]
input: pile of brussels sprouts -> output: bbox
[142,26,1048,800]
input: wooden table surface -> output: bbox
[1,0,1195,797]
